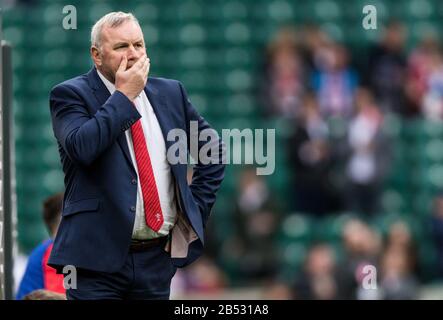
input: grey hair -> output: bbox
[91,11,139,48]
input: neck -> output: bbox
[96,66,115,84]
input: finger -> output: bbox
[137,56,148,75]
[141,58,150,79]
[117,55,127,72]
[145,61,150,81]
[142,57,149,74]
[133,54,147,70]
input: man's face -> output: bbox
[91,20,146,83]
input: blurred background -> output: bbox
[4,0,443,299]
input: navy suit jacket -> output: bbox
[47,67,225,273]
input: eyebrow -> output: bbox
[113,39,144,48]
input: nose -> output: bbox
[126,44,138,61]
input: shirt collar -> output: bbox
[96,69,116,94]
[96,69,144,101]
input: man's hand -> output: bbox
[23,289,67,300]
[115,54,150,101]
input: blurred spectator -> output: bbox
[336,218,382,299]
[292,244,340,300]
[260,26,307,119]
[235,166,275,216]
[379,221,419,299]
[345,88,390,215]
[312,43,358,118]
[380,248,418,299]
[262,280,293,300]
[406,35,441,116]
[299,24,332,74]
[420,46,443,121]
[365,21,408,115]
[287,92,341,214]
[223,167,280,284]
[385,221,418,269]
[16,193,65,300]
[178,255,227,294]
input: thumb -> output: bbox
[117,56,127,72]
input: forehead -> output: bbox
[101,20,144,44]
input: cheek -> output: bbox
[134,50,144,59]
[104,53,122,70]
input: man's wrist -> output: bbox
[115,88,135,102]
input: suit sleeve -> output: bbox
[49,84,141,166]
[178,81,226,226]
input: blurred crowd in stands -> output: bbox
[16,20,443,300]
[170,21,443,299]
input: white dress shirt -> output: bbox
[97,70,177,240]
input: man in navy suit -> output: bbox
[48,11,225,300]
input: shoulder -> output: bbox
[50,72,90,97]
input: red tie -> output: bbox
[130,105,164,232]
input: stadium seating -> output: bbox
[3,0,443,284]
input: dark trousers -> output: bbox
[66,238,177,300]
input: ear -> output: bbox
[91,46,102,66]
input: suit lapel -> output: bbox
[87,68,176,171]
[87,68,134,169]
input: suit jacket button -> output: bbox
[130,206,136,212]
[131,178,137,185]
